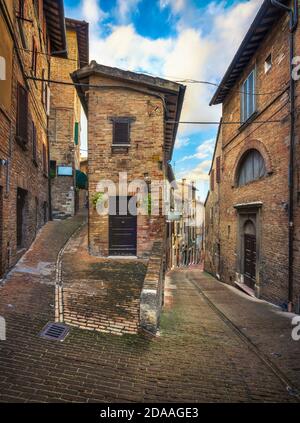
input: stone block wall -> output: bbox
[140,241,165,334]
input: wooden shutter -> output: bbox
[74,122,79,145]
[113,122,130,145]
[16,83,28,146]
[216,156,221,184]
[42,144,47,174]
[31,37,38,76]
[210,169,215,191]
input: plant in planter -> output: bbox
[143,193,152,216]
[91,192,105,209]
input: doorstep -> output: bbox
[234,281,256,298]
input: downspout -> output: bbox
[271,0,298,312]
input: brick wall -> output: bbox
[207,8,300,311]
[0,0,51,276]
[87,74,166,258]
[49,27,82,216]
[204,129,222,277]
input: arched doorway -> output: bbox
[243,219,256,290]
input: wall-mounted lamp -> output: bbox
[0,159,8,166]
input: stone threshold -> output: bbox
[234,281,256,298]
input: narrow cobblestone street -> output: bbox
[0,216,299,403]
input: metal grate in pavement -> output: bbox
[39,322,70,341]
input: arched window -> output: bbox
[237,149,266,187]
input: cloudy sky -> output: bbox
[65,0,263,200]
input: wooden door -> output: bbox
[244,234,256,290]
[109,197,137,256]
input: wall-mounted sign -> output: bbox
[57,166,73,176]
[166,211,182,222]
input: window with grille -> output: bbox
[237,149,266,187]
[16,83,28,146]
[113,122,130,146]
[241,69,256,123]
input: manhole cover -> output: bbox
[39,322,70,341]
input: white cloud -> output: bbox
[159,0,185,13]
[177,138,215,162]
[81,0,107,25]
[115,0,142,24]
[177,159,212,182]
[174,137,190,150]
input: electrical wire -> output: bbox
[24,75,289,125]
[19,47,288,97]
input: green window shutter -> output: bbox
[74,122,79,146]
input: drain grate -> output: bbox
[39,322,70,341]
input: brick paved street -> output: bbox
[62,225,147,334]
[0,216,299,403]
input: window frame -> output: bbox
[241,69,256,123]
[109,117,135,147]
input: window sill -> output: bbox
[232,173,272,189]
[238,111,258,132]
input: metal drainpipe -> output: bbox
[271,0,298,312]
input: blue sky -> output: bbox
[65,0,263,200]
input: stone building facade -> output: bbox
[0,0,66,277]
[49,18,89,218]
[207,0,300,312]
[72,62,185,258]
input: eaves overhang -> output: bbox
[71,62,186,161]
[44,0,67,57]
[210,0,287,106]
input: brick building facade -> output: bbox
[204,123,222,277]
[167,179,203,269]
[72,62,185,258]
[49,18,88,218]
[206,0,300,312]
[0,0,66,277]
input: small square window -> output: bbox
[264,54,272,73]
[113,122,130,146]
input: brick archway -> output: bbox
[232,140,273,187]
